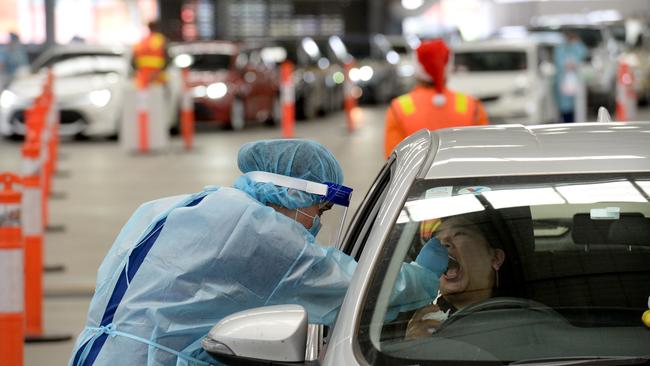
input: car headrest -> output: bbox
[572,213,650,246]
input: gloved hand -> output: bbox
[415,237,448,278]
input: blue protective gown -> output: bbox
[69,186,439,366]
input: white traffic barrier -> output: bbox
[120,83,170,153]
[21,143,44,336]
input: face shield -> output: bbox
[246,171,353,246]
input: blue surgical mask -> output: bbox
[296,209,322,237]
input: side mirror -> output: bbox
[202,304,308,364]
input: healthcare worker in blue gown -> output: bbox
[69,139,448,366]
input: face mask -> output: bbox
[296,209,322,237]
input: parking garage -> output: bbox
[1,1,650,365]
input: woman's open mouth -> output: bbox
[444,255,461,280]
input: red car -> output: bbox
[169,41,280,130]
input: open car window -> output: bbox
[358,173,650,365]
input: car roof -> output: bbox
[32,44,128,69]
[409,122,650,179]
[41,44,127,56]
[453,38,539,52]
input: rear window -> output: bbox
[345,40,371,59]
[186,54,231,71]
[453,51,527,72]
[357,173,650,365]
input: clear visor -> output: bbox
[246,171,353,247]
[313,203,349,247]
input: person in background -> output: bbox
[69,139,449,366]
[554,31,588,123]
[384,39,489,158]
[0,32,29,87]
[132,20,169,89]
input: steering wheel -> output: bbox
[436,297,566,332]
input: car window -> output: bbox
[345,40,372,59]
[46,55,128,77]
[35,53,127,77]
[453,51,527,72]
[339,157,394,260]
[357,173,650,364]
[184,53,231,71]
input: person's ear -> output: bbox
[491,248,505,271]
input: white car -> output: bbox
[448,38,559,125]
[0,44,180,139]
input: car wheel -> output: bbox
[169,103,181,136]
[230,98,245,131]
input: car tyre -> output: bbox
[230,98,245,131]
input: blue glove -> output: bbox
[415,237,448,278]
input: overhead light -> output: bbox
[397,195,485,223]
[401,0,423,10]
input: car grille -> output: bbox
[11,109,86,125]
[194,102,214,121]
[479,95,500,103]
[59,110,85,124]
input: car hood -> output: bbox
[188,70,232,86]
[8,72,123,100]
[447,71,529,98]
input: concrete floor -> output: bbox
[1,104,649,365]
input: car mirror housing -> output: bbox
[202,304,308,364]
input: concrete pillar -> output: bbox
[368,0,384,34]
[45,0,55,45]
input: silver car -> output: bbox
[204,122,650,365]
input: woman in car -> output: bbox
[405,211,524,338]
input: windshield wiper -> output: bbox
[510,355,650,366]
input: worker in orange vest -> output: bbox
[133,20,168,89]
[384,39,489,158]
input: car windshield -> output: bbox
[187,54,231,71]
[608,24,626,43]
[345,40,372,59]
[358,173,650,364]
[392,45,411,55]
[41,54,127,78]
[453,51,527,72]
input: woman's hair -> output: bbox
[446,208,531,297]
